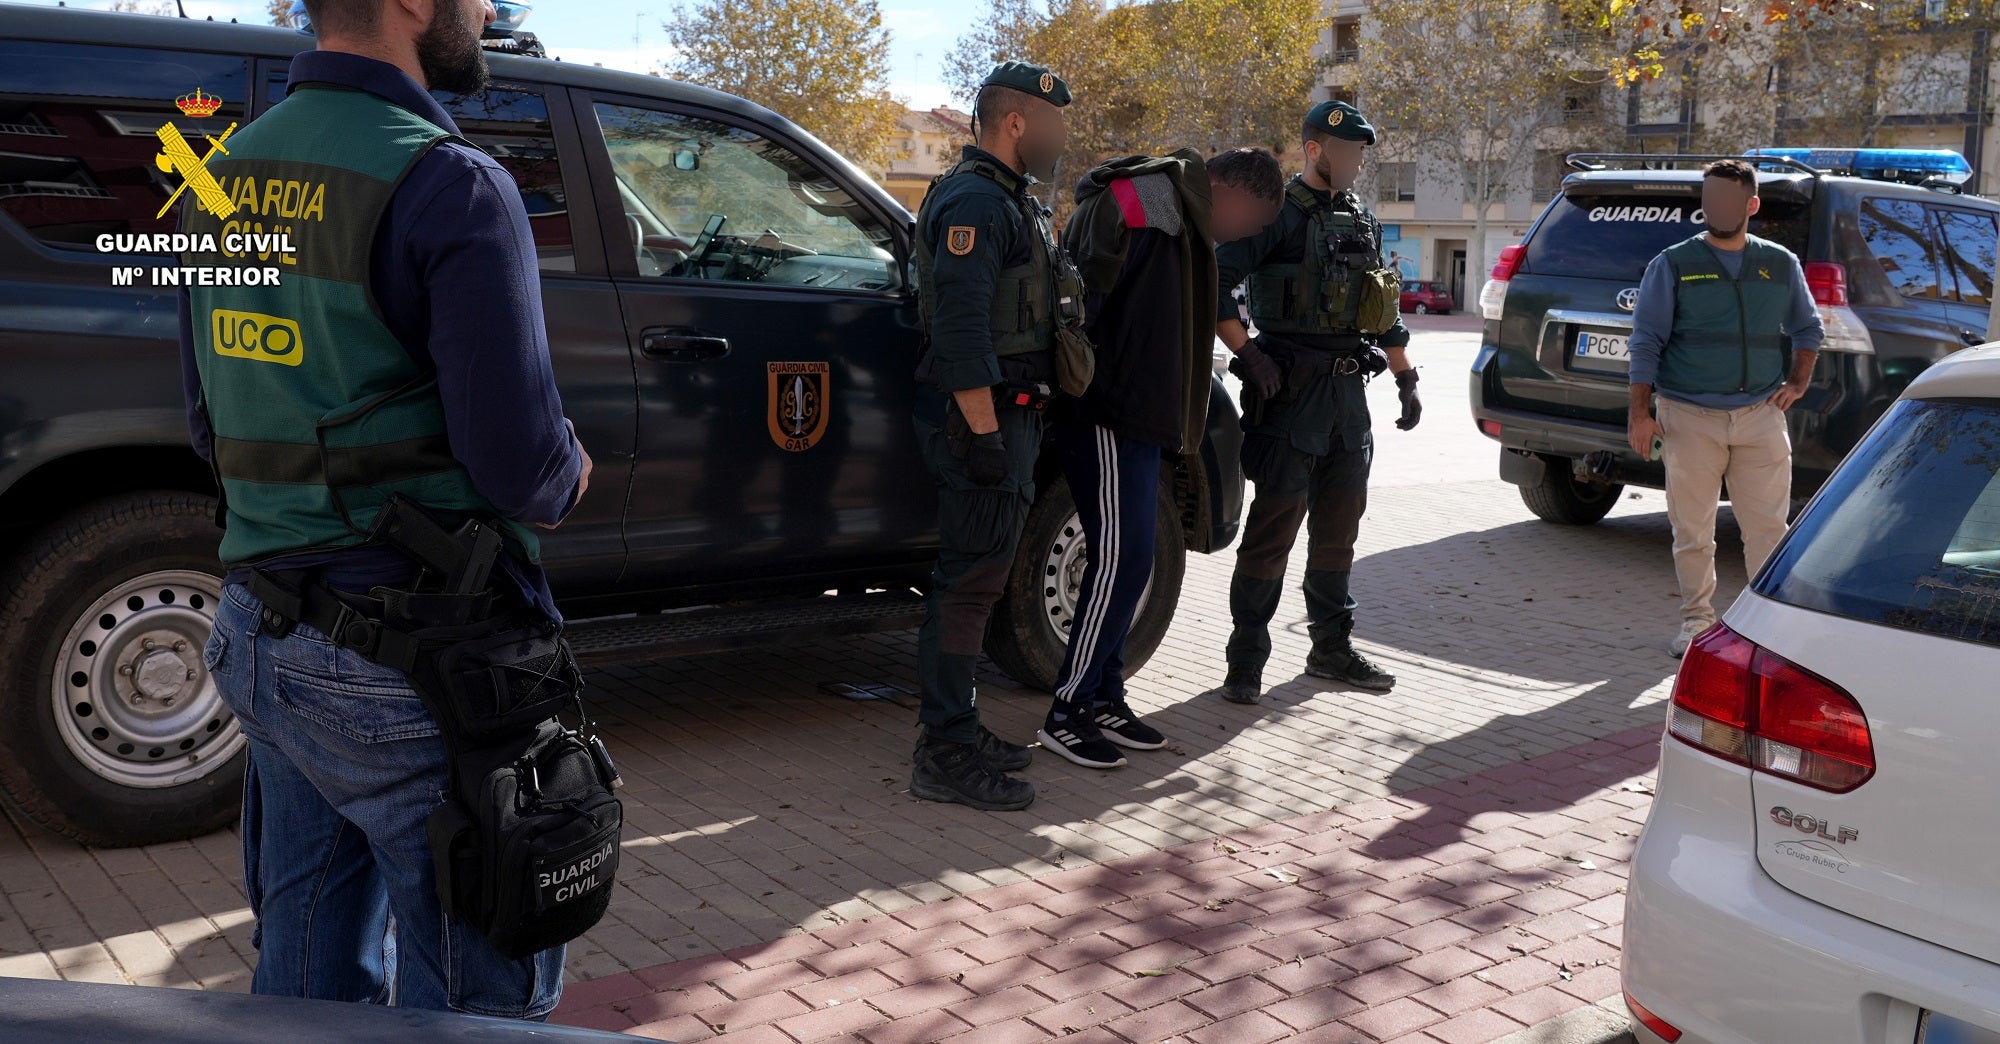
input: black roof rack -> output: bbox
[480,29,546,59]
[1565,153,1821,178]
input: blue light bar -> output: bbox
[291,1,531,37]
[1747,146,1973,185]
[493,2,534,33]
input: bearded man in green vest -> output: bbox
[178,0,589,1016]
[1626,159,1824,658]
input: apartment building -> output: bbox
[1319,0,1998,308]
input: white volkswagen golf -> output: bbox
[1623,344,2000,1044]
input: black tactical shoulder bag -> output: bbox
[255,495,623,959]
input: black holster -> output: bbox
[249,496,622,959]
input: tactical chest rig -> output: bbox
[1246,180,1401,340]
[914,155,1095,397]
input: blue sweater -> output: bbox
[1626,237,1825,409]
[178,50,583,618]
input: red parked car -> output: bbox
[1400,280,1454,314]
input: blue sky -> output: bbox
[31,0,963,108]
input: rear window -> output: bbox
[1759,398,2000,647]
[1521,193,1809,281]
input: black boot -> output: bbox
[912,734,1036,811]
[1221,663,1264,705]
[976,726,1032,771]
[1305,627,1396,693]
[914,723,1032,774]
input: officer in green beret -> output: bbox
[906,61,1078,811]
[1213,99,1422,705]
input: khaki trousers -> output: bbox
[1656,396,1793,623]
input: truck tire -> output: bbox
[1519,461,1623,525]
[0,493,245,847]
[986,473,1188,693]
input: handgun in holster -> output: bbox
[367,494,505,629]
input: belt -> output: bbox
[248,568,421,672]
[1285,333,1367,353]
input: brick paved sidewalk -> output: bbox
[553,726,1662,1044]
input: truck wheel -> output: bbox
[0,493,245,847]
[986,473,1188,693]
[1519,462,1623,525]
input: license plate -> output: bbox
[1575,330,1630,362]
[1919,1012,2000,1044]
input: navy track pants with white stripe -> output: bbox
[1051,420,1160,710]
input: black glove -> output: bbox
[965,430,1009,487]
[1232,341,1284,399]
[1394,369,1422,431]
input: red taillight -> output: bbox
[1669,624,1754,764]
[1754,651,1875,791]
[1669,623,1874,792]
[1804,261,1848,307]
[1490,243,1526,282]
[1625,991,1683,1042]
[1477,419,1503,439]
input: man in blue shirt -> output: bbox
[1625,159,1823,657]
[179,0,587,1016]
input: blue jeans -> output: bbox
[204,583,563,1017]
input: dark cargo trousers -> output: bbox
[912,405,1044,744]
[1226,427,1374,673]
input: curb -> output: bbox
[1492,994,1638,1044]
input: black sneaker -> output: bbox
[1305,641,1396,693]
[912,739,1036,811]
[1088,700,1166,750]
[1220,665,1263,704]
[977,726,1032,771]
[1036,716,1128,769]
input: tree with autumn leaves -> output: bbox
[661,0,906,174]
[943,0,1326,219]
[1358,0,1995,272]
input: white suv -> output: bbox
[1623,343,2000,1044]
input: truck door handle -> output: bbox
[1962,328,1986,347]
[640,328,731,362]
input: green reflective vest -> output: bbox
[1246,179,1400,337]
[180,85,539,567]
[1656,235,1796,396]
[913,155,1080,357]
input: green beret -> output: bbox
[981,60,1071,108]
[1305,100,1375,145]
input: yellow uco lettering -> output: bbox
[211,309,304,366]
